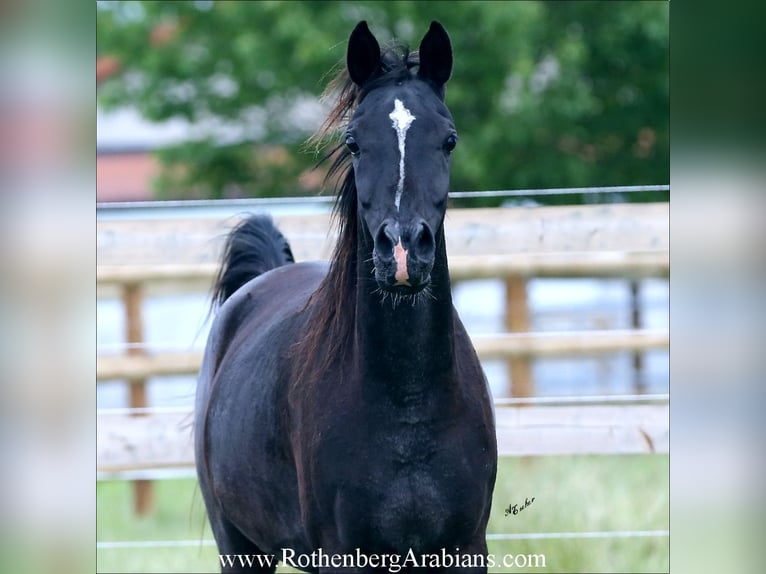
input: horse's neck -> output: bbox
[355,227,456,397]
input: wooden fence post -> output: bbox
[505,276,532,399]
[630,280,645,394]
[123,283,153,515]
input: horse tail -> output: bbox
[212,214,295,306]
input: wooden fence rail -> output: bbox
[96,329,669,381]
[97,250,668,288]
[98,204,669,266]
[97,403,669,474]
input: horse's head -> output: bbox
[345,21,456,294]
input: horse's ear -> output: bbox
[347,21,381,87]
[417,21,452,88]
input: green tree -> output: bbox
[97,1,668,202]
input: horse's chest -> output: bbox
[338,423,471,551]
[372,460,452,551]
[305,396,492,551]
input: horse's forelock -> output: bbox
[310,44,417,151]
[309,44,418,260]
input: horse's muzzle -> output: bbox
[372,219,435,291]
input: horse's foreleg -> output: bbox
[209,512,277,574]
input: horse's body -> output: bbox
[196,21,497,573]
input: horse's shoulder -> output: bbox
[219,260,327,313]
[205,261,328,368]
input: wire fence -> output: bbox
[97,184,669,561]
[96,184,670,213]
[486,529,669,541]
[96,530,669,550]
[449,184,669,199]
[493,393,669,406]
[98,393,668,417]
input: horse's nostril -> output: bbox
[375,222,397,256]
[411,222,435,258]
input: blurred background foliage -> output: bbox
[97,1,668,204]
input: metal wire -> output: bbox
[486,529,669,541]
[96,184,669,212]
[97,530,669,549]
[96,342,204,352]
[449,184,669,200]
[97,195,334,212]
[98,406,193,416]
[98,393,668,417]
[97,540,216,549]
[493,393,669,406]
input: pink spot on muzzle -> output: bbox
[394,239,410,286]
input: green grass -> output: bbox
[97,478,216,573]
[486,455,668,573]
[97,455,668,573]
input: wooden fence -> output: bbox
[97,201,669,512]
[98,400,668,476]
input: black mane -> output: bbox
[293,44,422,383]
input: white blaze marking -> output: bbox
[393,239,410,285]
[388,98,415,211]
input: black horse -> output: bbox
[195,21,497,573]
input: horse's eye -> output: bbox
[345,135,360,155]
[444,134,458,153]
